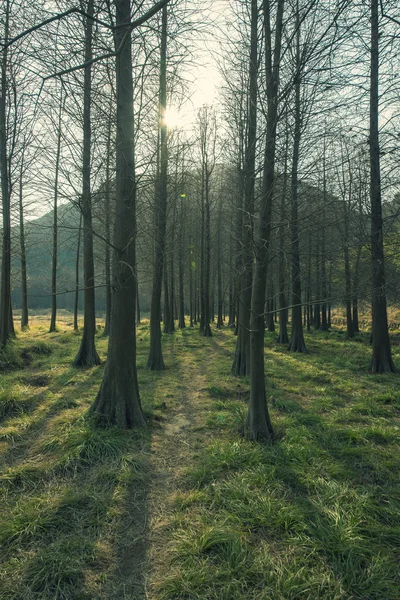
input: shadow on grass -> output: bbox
[157,327,400,599]
[0,328,163,600]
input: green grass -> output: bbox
[158,327,400,600]
[0,316,400,599]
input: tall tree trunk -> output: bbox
[199,179,205,334]
[247,0,284,442]
[90,0,148,427]
[277,166,289,343]
[0,0,13,346]
[203,170,212,337]
[320,142,328,330]
[169,251,176,332]
[178,192,186,329]
[232,0,257,372]
[74,0,100,367]
[328,260,332,329]
[136,260,141,325]
[369,0,395,372]
[169,191,176,333]
[49,93,63,334]
[74,213,82,331]
[287,12,307,354]
[344,241,354,339]
[266,277,275,332]
[306,232,312,332]
[314,238,321,329]
[103,99,113,337]
[189,238,194,327]
[352,246,361,333]
[147,5,168,366]
[228,223,235,328]
[216,198,223,329]
[19,159,29,330]
[163,255,172,333]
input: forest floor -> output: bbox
[1,314,400,599]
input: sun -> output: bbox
[164,107,183,129]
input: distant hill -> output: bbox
[12,203,89,313]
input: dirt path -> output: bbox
[145,353,210,599]
[106,345,212,600]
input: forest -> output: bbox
[1,0,400,599]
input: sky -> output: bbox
[164,0,229,130]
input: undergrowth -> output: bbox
[0,317,399,599]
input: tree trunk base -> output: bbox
[146,356,165,371]
[276,331,289,344]
[90,363,146,428]
[287,337,308,353]
[203,324,212,337]
[369,352,396,373]
[245,408,274,443]
[73,339,101,368]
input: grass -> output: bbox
[0,313,399,599]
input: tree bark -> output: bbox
[320,142,328,330]
[189,238,194,327]
[266,278,275,332]
[74,213,82,331]
[0,0,12,346]
[287,12,307,354]
[74,0,100,367]
[49,93,63,334]
[147,4,168,366]
[216,197,223,329]
[352,246,361,333]
[163,255,172,333]
[203,169,212,337]
[168,213,176,333]
[90,0,148,427]
[343,240,354,339]
[103,98,113,337]
[232,0,257,373]
[19,159,29,330]
[369,0,395,373]
[314,237,321,329]
[247,0,284,442]
[178,192,186,329]
[277,165,289,343]
[328,260,332,329]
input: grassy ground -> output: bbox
[0,315,400,599]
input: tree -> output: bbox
[369,0,395,373]
[147,4,168,369]
[90,0,170,427]
[246,0,285,442]
[232,0,258,375]
[287,3,307,354]
[73,0,100,367]
[276,164,289,343]
[198,105,217,338]
[0,0,14,346]
[49,89,64,334]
